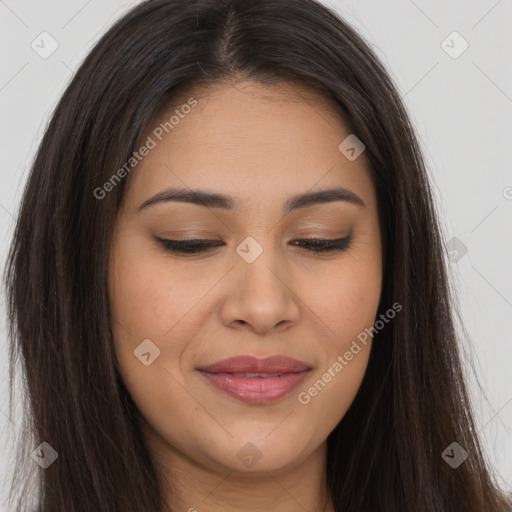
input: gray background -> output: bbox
[1,0,511,507]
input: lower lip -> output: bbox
[198,370,310,403]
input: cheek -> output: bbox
[107,238,189,378]
[107,242,220,461]
[304,255,382,351]
[109,226,210,329]
[108,251,197,438]
[294,245,381,420]
[293,261,381,432]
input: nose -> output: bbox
[218,240,301,335]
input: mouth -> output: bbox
[196,355,312,404]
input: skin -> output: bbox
[108,80,382,512]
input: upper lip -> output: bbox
[197,355,311,374]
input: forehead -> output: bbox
[122,80,375,214]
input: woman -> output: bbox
[4,0,511,510]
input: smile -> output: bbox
[196,355,312,404]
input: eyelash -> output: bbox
[156,235,352,255]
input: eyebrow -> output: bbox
[137,186,366,214]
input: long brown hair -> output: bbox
[4,0,511,510]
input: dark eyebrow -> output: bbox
[137,186,365,213]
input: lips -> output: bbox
[197,355,311,404]
[197,355,311,374]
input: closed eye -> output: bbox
[156,235,352,255]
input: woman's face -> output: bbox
[108,81,382,477]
